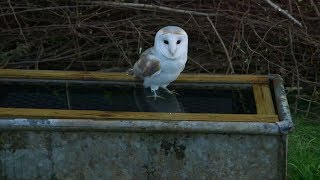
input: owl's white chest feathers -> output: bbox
[143,47,187,89]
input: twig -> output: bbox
[84,1,218,17]
[206,16,234,74]
[104,24,133,66]
[306,87,317,117]
[7,0,28,45]
[296,109,320,120]
[0,5,95,17]
[35,42,44,70]
[190,14,213,57]
[187,57,211,73]
[310,0,320,17]
[263,0,302,27]
[298,96,320,106]
[65,83,72,110]
[129,21,142,55]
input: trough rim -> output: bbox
[0,70,293,135]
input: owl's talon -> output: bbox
[147,90,165,100]
[147,94,165,100]
[163,87,179,96]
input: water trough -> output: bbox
[0,69,293,179]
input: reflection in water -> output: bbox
[0,81,256,114]
[133,88,184,113]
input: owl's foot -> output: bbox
[163,87,180,96]
[147,91,164,100]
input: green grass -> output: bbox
[288,115,320,180]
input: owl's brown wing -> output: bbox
[132,52,161,79]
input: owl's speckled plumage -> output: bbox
[131,26,188,99]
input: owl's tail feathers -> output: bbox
[126,68,134,75]
[126,68,140,79]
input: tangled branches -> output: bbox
[0,0,319,119]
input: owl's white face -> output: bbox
[154,26,188,60]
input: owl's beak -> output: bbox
[169,44,177,56]
[170,49,175,56]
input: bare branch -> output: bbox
[7,0,28,45]
[206,16,234,74]
[84,1,218,17]
[263,0,302,27]
[310,0,320,17]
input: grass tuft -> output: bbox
[288,115,320,180]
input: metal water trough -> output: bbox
[0,69,293,179]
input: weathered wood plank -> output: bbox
[0,108,278,122]
[253,84,276,115]
[0,69,269,84]
[178,73,269,84]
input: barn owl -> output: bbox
[129,26,188,99]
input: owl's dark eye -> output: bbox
[164,40,169,44]
[177,40,181,44]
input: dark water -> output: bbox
[0,81,256,114]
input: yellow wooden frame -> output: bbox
[253,84,276,115]
[0,108,277,122]
[0,69,269,83]
[0,69,278,122]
